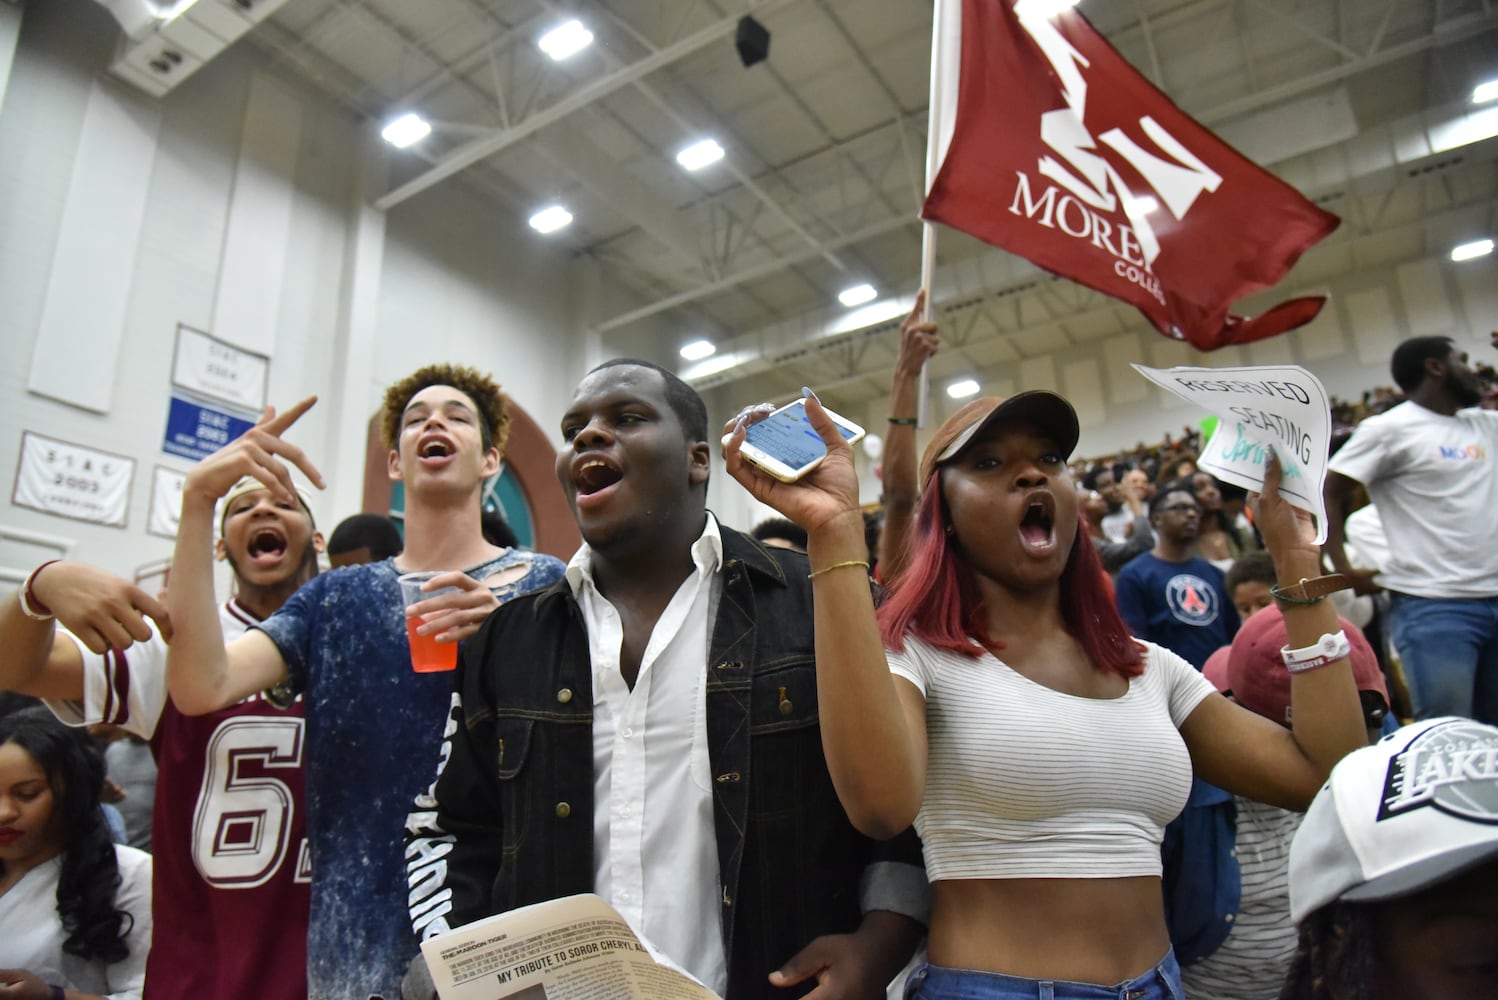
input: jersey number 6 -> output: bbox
[193,717,304,888]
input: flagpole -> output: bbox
[919,0,955,427]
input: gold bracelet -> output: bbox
[808,559,870,579]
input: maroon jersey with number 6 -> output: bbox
[47,601,310,1000]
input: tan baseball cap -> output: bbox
[918,392,1080,486]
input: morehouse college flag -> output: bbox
[922,0,1340,350]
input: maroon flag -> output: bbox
[921,0,1339,351]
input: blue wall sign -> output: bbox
[163,395,255,462]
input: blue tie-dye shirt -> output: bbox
[255,549,566,1000]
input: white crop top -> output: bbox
[887,636,1215,881]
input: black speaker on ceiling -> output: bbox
[735,15,771,68]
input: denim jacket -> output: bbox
[405,527,926,999]
[1160,778,1239,966]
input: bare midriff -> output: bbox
[927,876,1171,984]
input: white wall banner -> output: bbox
[1132,364,1333,543]
[12,431,135,528]
[147,465,188,539]
[171,324,269,413]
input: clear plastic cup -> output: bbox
[398,571,461,672]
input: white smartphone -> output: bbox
[727,398,866,482]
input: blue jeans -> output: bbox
[904,952,1183,1000]
[1387,593,1498,723]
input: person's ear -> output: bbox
[387,448,402,482]
[214,538,228,562]
[688,441,711,487]
[312,531,326,554]
[480,447,501,480]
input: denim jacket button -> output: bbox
[556,688,573,704]
[779,698,793,716]
[555,801,571,819]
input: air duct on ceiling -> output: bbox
[95,0,294,98]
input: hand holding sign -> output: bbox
[1134,364,1333,544]
[1248,449,1319,562]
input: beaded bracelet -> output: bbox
[808,559,869,579]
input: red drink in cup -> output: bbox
[398,571,461,673]
[405,616,458,672]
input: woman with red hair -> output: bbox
[724,388,1368,1000]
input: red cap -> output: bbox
[918,392,1080,486]
[1226,605,1388,726]
[1203,645,1231,692]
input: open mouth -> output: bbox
[1019,496,1056,549]
[248,527,288,563]
[419,438,453,459]
[573,457,623,496]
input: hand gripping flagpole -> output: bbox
[919,0,958,428]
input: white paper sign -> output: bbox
[171,324,268,412]
[1132,364,1333,543]
[13,431,135,528]
[147,465,187,538]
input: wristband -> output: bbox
[1281,630,1352,674]
[887,416,918,426]
[19,560,61,621]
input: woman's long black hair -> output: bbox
[0,708,133,963]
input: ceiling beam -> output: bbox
[579,1,850,272]
[593,213,914,334]
[373,0,807,211]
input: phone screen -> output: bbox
[743,401,860,471]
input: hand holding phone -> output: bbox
[722,398,865,483]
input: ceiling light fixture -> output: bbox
[676,139,725,171]
[947,379,981,399]
[679,339,717,361]
[538,19,593,61]
[381,113,431,149]
[149,0,202,18]
[1473,79,1498,105]
[528,205,573,234]
[1451,238,1494,262]
[838,283,877,307]
[1014,0,1081,19]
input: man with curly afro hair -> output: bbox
[161,363,565,999]
[380,362,511,456]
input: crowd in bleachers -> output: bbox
[1072,358,1498,492]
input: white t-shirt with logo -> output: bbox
[1329,401,1498,598]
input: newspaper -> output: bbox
[420,893,723,1000]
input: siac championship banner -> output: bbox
[922,0,1340,351]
